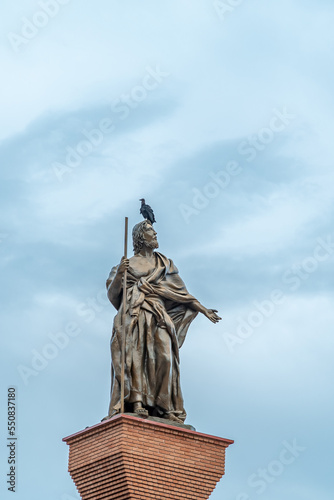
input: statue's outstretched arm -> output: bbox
[168,263,222,324]
[190,300,222,324]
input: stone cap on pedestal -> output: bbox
[63,414,234,500]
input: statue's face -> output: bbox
[142,223,159,249]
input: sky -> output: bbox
[1,0,334,499]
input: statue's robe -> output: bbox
[106,252,198,420]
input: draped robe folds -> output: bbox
[106,252,198,420]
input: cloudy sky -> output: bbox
[1,1,334,499]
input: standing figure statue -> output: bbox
[105,220,221,424]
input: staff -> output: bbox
[120,217,128,414]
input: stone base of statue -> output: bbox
[63,414,233,500]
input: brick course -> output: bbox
[63,414,233,500]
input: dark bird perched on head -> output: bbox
[139,198,156,224]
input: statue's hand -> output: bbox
[204,309,222,324]
[117,256,129,275]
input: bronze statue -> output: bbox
[105,220,221,424]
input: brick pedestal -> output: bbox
[63,414,233,500]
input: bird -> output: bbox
[139,198,156,224]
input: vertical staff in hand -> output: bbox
[121,217,128,414]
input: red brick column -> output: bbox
[63,414,233,500]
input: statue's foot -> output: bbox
[134,407,149,418]
[164,413,184,424]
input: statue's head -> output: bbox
[132,220,159,254]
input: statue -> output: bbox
[105,219,221,424]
